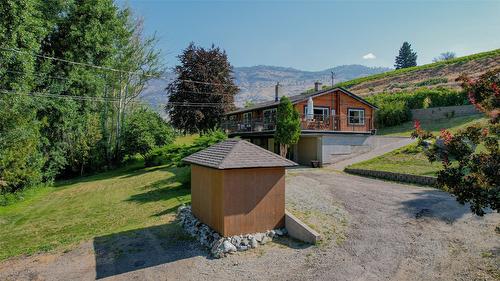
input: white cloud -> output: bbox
[362,53,376,60]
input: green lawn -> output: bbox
[348,144,442,177]
[0,162,191,261]
[377,114,487,137]
[350,115,487,177]
[174,134,199,145]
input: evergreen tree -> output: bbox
[166,43,238,134]
[394,42,417,69]
[274,96,301,158]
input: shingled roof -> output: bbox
[182,139,297,169]
[226,86,378,115]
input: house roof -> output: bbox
[227,87,378,115]
[182,139,297,169]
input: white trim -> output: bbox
[348,109,365,125]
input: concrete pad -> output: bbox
[285,210,321,244]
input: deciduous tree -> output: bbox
[166,43,238,134]
[413,68,499,215]
[275,96,301,158]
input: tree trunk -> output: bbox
[279,143,288,158]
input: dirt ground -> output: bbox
[0,169,498,281]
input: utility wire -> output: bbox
[0,46,242,88]
[0,89,223,107]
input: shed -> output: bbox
[183,139,297,237]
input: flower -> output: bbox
[440,129,454,145]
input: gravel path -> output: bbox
[1,170,498,281]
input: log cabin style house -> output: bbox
[222,83,378,166]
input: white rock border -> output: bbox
[177,205,287,258]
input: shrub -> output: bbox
[121,107,175,157]
[375,101,412,128]
[144,129,227,167]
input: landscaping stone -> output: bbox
[177,205,286,258]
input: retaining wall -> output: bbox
[411,105,480,121]
[345,168,437,186]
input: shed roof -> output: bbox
[182,139,298,169]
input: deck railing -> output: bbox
[221,114,373,134]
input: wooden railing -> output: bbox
[221,114,373,134]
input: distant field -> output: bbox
[335,49,500,96]
[0,162,191,261]
[377,114,487,137]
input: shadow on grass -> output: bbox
[400,189,472,223]
[93,222,205,279]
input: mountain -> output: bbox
[233,65,390,105]
[139,64,391,108]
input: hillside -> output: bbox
[337,49,500,97]
[139,64,390,108]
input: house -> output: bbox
[183,139,297,236]
[221,83,378,165]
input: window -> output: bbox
[242,112,252,124]
[348,109,365,125]
[304,106,329,121]
[263,108,276,124]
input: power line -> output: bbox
[0,89,223,107]
[0,46,243,88]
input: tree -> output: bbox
[0,0,48,193]
[433,51,456,62]
[166,43,238,134]
[394,42,417,69]
[122,107,175,156]
[275,96,301,158]
[413,68,499,216]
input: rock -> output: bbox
[222,240,237,253]
[250,238,258,248]
[254,233,264,242]
[274,229,283,236]
[267,230,276,238]
[231,236,241,246]
[261,236,271,244]
[238,245,248,251]
[241,238,249,246]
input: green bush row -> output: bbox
[366,87,469,128]
[144,129,227,167]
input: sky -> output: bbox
[116,0,500,71]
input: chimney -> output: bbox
[275,82,280,102]
[314,81,322,92]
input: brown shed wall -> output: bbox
[191,164,225,234]
[190,165,285,237]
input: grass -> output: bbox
[350,115,488,177]
[377,114,487,137]
[174,134,199,145]
[348,143,442,176]
[0,161,191,261]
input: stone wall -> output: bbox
[411,105,480,121]
[344,168,436,186]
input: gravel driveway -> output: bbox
[1,170,498,281]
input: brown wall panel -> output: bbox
[190,164,224,234]
[222,167,285,236]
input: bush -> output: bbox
[375,101,412,128]
[121,107,175,157]
[367,87,469,128]
[144,129,227,167]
